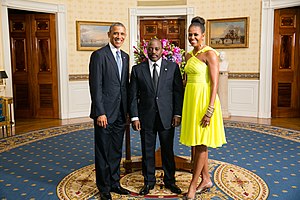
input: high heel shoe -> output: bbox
[196,181,213,194]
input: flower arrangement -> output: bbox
[133,38,186,76]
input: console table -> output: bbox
[0,97,14,137]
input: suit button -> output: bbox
[156,97,158,100]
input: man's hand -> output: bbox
[172,116,181,127]
[97,115,108,128]
[132,120,141,131]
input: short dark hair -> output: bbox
[109,22,125,32]
[147,38,162,48]
[190,16,205,33]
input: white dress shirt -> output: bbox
[148,57,162,78]
[109,42,122,66]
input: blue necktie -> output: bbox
[116,51,122,79]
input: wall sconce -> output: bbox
[0,71,8,85]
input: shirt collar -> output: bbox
[149,57,162,68]
[109,42,120,54]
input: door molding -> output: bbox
[129,7,194,67]
[259,0,300,118]
[1,0,69,119]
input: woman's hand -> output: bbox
[200,115,211,127]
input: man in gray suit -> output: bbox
[129,38,184,195]
[89,22,130,200]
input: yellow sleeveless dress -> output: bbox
[180,46,227,148]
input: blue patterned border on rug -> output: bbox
[0,121,299,199]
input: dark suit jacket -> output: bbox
[129,59,184,130]
[89,44,129,123]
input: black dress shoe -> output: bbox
[100,192,112,200]
[139,184,155,195]
[165,183,182,194]
[111,186,130,195]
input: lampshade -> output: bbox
[0,71,8,79]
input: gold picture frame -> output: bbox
[76,21,112,51]
[206,17,249,48]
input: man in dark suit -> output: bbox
[129,38,184,195]
[89,22,130,200]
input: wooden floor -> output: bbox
[1,116,300,138]
[226,116,300,131]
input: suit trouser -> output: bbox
[94,111,125,193]
[140,112,176,186]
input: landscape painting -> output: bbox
[76,21,112,51]
[206,17,249,48]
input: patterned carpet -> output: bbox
[0,121,299,199]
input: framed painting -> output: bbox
[76,21,112,51]
[206,17,249,48]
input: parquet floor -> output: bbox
[1,116,300,138]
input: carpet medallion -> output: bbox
[57,159,268,200]
[1,121,299,199]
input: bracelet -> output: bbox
[205,105,214,118]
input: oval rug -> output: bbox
[57,159,268,199]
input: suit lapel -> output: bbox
[105,45,121,82]
[157,59,168,94]
[141,62,155,92]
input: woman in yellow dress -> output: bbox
[180,16,227,199]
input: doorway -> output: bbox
[8,9,59,119]
[129,7,194,68]
[271,6,300,117]
[139,17,186,49]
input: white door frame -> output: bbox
[259,0,300,118]
[1,0,69,119]
[129,7,194,67]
